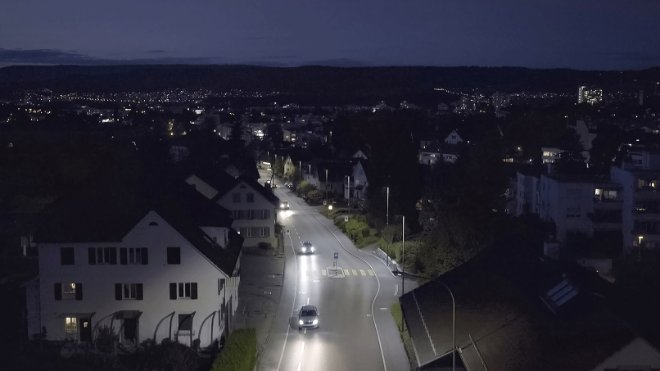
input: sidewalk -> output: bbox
[233,238,285,356]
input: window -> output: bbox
[88,247,117,265]
[55,282,83,301]
[60,247,74,265]
[64,317,78,338]
[169,282,198,299]
[240,227,270,238]
[178,313,194,332]
[259,209,270,220]
[246,193,254,203]
[167,247,181,264]
[120,247,148,265]
[115,283,143,300]
[232,193,241,203]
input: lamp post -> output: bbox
[400,215,405,332]
[325,168,329,202]
[638,235,644,261]
[346,176,351,206]
[386,186,390,225]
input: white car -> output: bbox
[300,241,315,254]
[298,305,319,330]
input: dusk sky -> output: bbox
[2,0,660,70]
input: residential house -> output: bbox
[346,153,370,207]
[186,172,280,248]
[610,147,660,255]
[419,139,442,166]
[442,129,464,163]
[29,183,241,349]
[401,249,660,371]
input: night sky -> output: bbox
[2,0,660,70]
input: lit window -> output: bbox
[65,317,78,336]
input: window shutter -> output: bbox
[88,248,96,265]
[75,283,83,300]
[191,283,198,299]
[135,283,142,300]
[54,283,62,300]
[141,248,148,265]
[119,248,127,265]
[169,283,177,300]
[115,284,123,300]
[110,248,117,265]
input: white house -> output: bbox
[610,148,660,255]
[346,160,369,207]
[29,185,241,350]
[186,173,280,248]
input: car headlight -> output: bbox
[302,247,307,252]
[310,247,315,252]
[312,319,318,325]
[299,320,304,325]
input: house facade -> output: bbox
[212,177,280,248]
[30,188,241,349]
[610,149,660,255]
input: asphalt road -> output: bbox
[256,182,413,371]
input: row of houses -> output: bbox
[23,168,280,350]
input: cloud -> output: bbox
[0,48,231,66]
[0,48,94,64]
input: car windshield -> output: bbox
[303,242,311,246]
[301,309,317,316]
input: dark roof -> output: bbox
[235,175,280,206]
[35,180,240,275]
[401,250,641,371]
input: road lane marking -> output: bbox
[352,269,358,276]
[360,269,366,276]
[368,270,375,276]
[321,269,327,276]
[343,269,350,275]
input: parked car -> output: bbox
[297,305,319,330]
[280,200,290,210]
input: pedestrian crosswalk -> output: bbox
[316,267,375,278]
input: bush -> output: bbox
[306,189,323,204]
[210,329,257,371]
[95,325,118,354]
[132,339,199,371]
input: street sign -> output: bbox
[334,252,339,259]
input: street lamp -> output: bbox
[400,214,405,331]
[386,186,390,225]
[325,168,329,202]
[346,176,351,206]
[638,235,644,261]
